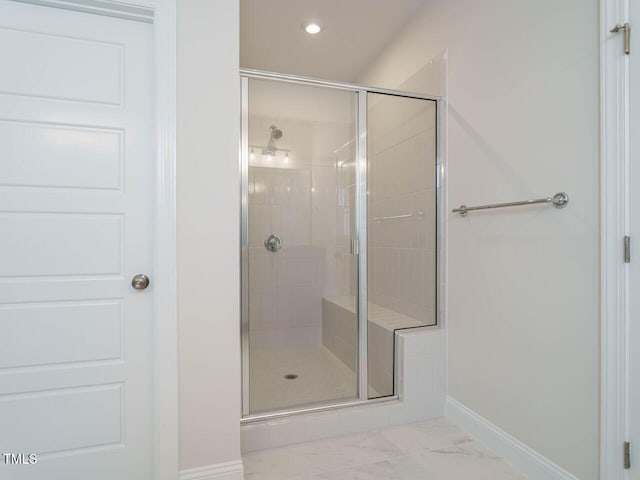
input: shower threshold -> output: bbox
[241,393,399,424]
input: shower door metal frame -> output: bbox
[240,69,442,420]
[240,76,250,416]
[356,90,368,401]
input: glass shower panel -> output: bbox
[367,93,438,398]
[246,78,358,414]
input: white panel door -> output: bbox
[630,0,640,476]
[0,2,154,479]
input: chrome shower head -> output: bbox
[270,125,283,139]
[264,125,283,155]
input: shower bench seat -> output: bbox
[321,295,428,396]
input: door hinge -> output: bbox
[624,441,631,469]
[611,23,631,55]
[625,236,631,263]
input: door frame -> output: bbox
[601,0,629,478]
[149,1,179,479]
[9,0,180,478]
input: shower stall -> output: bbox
[240,70,440,419]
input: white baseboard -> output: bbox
[445,396,578,480]
[179,460,244,480]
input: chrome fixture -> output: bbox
[266,125,283,155]
[131,274,150,290]
[249,124,290,158]
[264,233,283,252]
[610,23,631,55]
[452,192,569,216]
[372,211,424,222]
[270,125,283,139]
[624,236,631,264]
[350,238,360,255]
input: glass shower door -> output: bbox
[242,77,358,415]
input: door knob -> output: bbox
[131,274,150,290]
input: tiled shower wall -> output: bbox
[367,95,437,325]
[248,116,355,349]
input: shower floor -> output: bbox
[249,345,361,414]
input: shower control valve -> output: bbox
[264,234,283,253]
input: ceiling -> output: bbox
[240,0,427,82]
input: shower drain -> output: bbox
[284,374,298,380]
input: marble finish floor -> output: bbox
[243,418,526,480]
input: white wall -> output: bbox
[177,0,241,472]
[357,1,600,479]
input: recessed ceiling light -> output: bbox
[304,23,322,35]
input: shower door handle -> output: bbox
[264,234,283,252]
[350,238,359,255]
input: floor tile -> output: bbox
[307,457,431,480]
[405,440,525,480]
[243,418,526,480]
[243,430,404,480]
[378,417,472,453]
